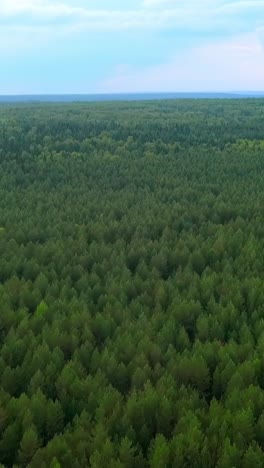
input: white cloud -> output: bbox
[97,33,264,92]
[142,0,264,30]
[0,0,74,16]
[143,0,212,7]
[1,0,263,29]
[0,0,263,56]
[143,0,264,10]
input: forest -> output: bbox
[1,98,264,467]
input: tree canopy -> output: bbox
[1,99,264,466]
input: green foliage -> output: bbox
[35,301,48,318]
[18,426,40,465]
[1,99,264,466]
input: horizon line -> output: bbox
[0,89,264,97]
[1,91,264,96]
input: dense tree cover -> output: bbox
[1,99,264,466]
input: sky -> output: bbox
[1,0,264,94]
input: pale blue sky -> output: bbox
[1,0,264,94]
